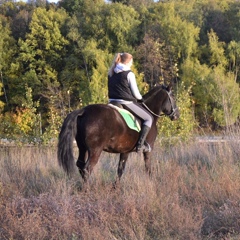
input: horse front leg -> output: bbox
[114,153,129,186]
[143,152,152,176]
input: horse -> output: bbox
[57,83,180,183]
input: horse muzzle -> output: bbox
[169,107,180,121]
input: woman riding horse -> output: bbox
[108,53,153,153]
[58,83,180,182]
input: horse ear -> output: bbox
[166,81,173,91]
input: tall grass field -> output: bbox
[1,138,240,239]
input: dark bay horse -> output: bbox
[58,84,179,182]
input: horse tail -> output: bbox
[57,109,84,175]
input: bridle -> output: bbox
[165,90,178,118]
[142,102,164,117]
[142,89,178,118]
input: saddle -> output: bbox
[108,103,141,132]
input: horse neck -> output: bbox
[145,88,168,117]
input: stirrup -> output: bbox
[143,142,151,152]
[136,142,151,153]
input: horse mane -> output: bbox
[143,85,165,101]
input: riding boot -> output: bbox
[136,125,151,153]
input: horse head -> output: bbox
[162,83,180,121]
[142,82,180,120]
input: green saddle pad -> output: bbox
[108,104,141,132]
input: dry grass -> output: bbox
[1,139,240,240]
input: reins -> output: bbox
[142,102,165,117]
[142,89,177,118]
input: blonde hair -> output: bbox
[108,52,133,77]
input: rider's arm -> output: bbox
[127,72,143,100]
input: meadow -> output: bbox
[1,137,240,240]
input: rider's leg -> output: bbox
[122,102,153,153]
[136,125,151,152]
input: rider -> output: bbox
[108,52,153,152]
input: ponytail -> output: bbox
[108,53,121,77]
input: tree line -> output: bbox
[0,0,240,143]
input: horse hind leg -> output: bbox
[76,149,88,180]
[78,149,102,182]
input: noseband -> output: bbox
[165,90,178,118]
[142,89,177,118]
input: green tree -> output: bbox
[88,43,111,104]
[84,2,141,52]
[61,0,140,52]
[148,2,199,62]
[59,0,104,15]
[181,30,240,129]
[209,68,240,129]
[60,1,141,107]
[109,0,154,7]
[226,1,240,42]
[226,40,240,82]
[59,14,91,110]
[0,14,16,111]
[180,58,212,127]
[9,7,69,117]
[135,0,200,94]
[207,30,240,128]
[208,30,227,67]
